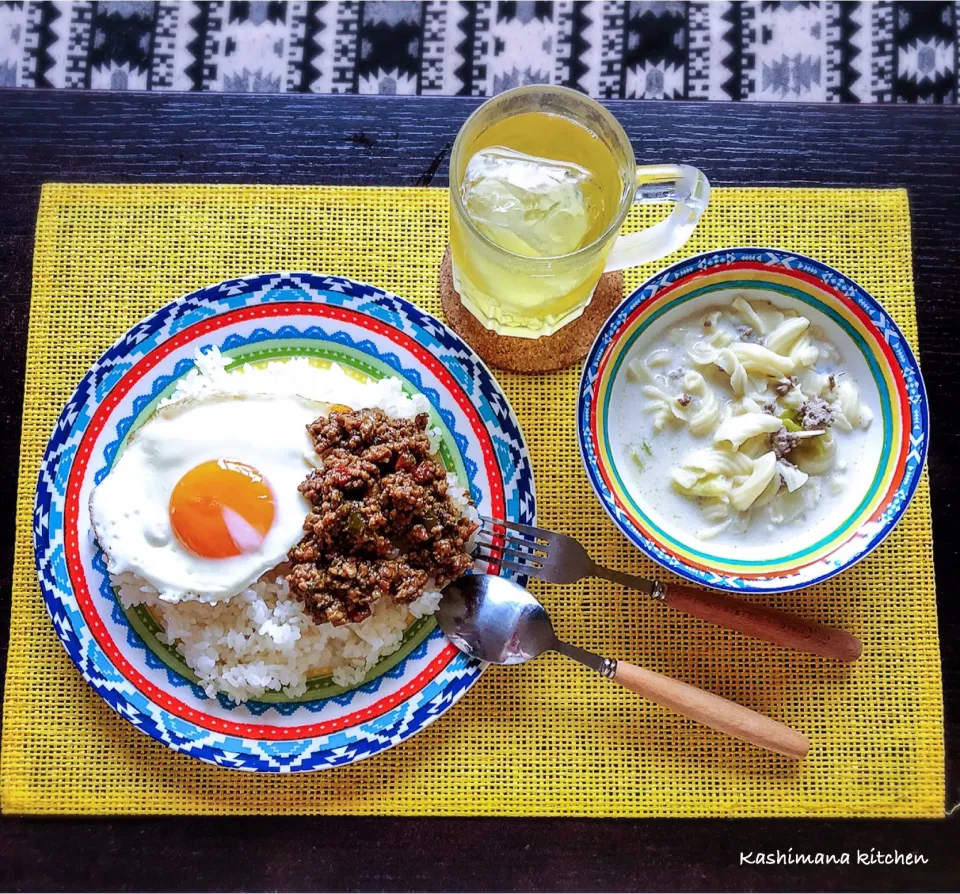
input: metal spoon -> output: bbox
[438,574,810,760]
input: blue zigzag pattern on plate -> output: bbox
[34,272,535,771]
[577,247,928,595]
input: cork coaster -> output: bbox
[439,248,624,373]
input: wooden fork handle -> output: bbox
[613,661,810,760]
[661,583,862,662]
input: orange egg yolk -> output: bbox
[169,460,275,559]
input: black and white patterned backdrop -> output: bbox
[0,1,958,102]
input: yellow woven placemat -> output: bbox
[2,184,943,817]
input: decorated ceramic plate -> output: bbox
[35,273,534,771]
[578,248,927,593]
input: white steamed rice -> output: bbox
[110,347,478,703]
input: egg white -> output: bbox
[90,392,327,604]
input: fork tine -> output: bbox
[474,538,543,562]
[473,549,542,574]
[477,525,534,542]
[474,556,541,577]
[475,531,545,554]
[473,545,541,565]
[480,515,548,543]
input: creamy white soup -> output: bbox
[612,294,880,551]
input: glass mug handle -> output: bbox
[603,165,711,272]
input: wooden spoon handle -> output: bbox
[613,660,810,759]
[661,583,862,662]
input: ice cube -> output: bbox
[460,147,597,257]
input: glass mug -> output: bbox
[449,85,710,338]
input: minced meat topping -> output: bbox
[286,408,478,626]
[798,396,834,430]
[768,426,801,460]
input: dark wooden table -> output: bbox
[0,90,957,893]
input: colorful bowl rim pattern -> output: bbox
[578,248,928,593]
[34,272,535,772]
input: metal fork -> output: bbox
[475,516,861,662]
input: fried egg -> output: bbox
[90,392,325,603]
